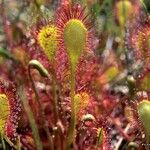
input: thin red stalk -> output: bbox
[28,66,54,150]
[110,116,131,141]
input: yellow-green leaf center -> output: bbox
[0,94,10,133]
[137,100,150,135]
[64,19,87,69]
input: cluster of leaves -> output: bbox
[0,0,150,150]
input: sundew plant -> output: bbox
[0,0,150,149]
